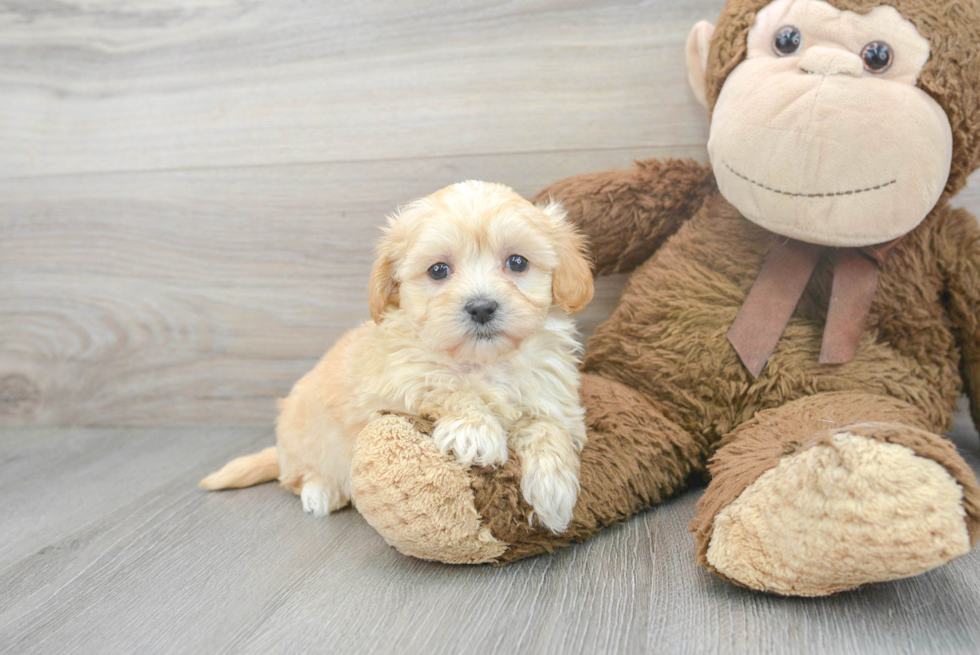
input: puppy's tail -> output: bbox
[200,446,279,490]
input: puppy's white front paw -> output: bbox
[300,479,349,517]
[521,463,579,534]
[432,414,508,467]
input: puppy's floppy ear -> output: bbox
[368,220,402,323]
[541,200,594,314]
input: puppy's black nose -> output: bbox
[465,299,498,325]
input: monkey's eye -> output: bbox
[861,41,893,73]
[773,26,802,56]
[506,255,529,273]
[428,263,451,280]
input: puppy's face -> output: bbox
[369,181,593,363]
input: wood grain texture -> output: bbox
[0,152,639,426]
[3,0,980,426]
[3,2,980,653]
[0,0,720,179]
[0,421,978,654]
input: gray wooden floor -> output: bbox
[1,417,979,654]
[3,1,980,653]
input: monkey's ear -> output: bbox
[686,20,715,110]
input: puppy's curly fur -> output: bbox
[201,181,594,534]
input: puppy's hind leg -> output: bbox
[277,385,355,518]
[288,419,354,518]
[300,478,349,517]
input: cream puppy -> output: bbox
[201,181,594,533]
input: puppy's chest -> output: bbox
[439,363,526,423]
[464,363,522,398]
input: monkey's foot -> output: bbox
[350,414,507,564]
[699,424,980,596]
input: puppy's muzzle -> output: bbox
[465,298,498,325]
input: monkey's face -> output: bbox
[691,0,953,247]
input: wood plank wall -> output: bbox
[2,0,978,427]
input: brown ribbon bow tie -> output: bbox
[728,237,902,378]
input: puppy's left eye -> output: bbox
[428,263,451,280]
[506,255,529,273]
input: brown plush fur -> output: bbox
[471,374,711,563]
[537,159,718,276]
[690,392,980,587]
[578,191,968,437]
[489,180,980,563]
[348,0,980,592]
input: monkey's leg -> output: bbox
[350,373,710,564]
[692,392,980,596]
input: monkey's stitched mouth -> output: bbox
[723,162,897,198]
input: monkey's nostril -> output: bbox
[465,299,498,325]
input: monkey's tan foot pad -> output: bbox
[350,413,507,564]
[703,425,980,596]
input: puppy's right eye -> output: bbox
[506,255,529,273]
[428,263,451,280]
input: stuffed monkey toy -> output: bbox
[349,0,980,596]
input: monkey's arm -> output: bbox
[531,159,716,276]
[939,207,980,432]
